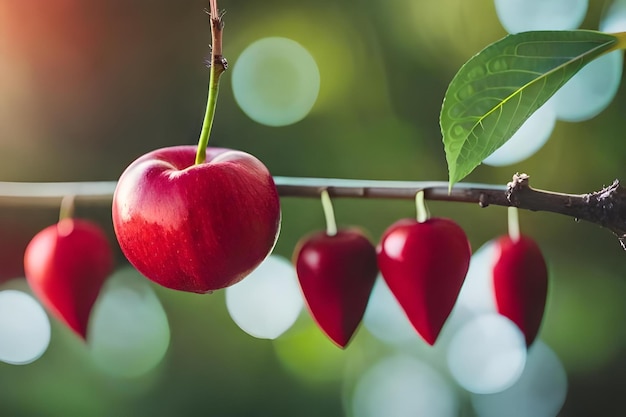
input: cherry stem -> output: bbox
[508,206,521,242]
[320,189,338,236]
[415,190,429,223]
[58,195,76,222]
[195,0,227,165]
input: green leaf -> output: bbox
[440,30,621,188]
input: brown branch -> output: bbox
[206,0,227,73]
[0,173,624,246]
[504,173,626,246]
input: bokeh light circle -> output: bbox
[436,240,499,349]
[232,37,320,126]
[483,103,556,166]
[601,0,626,33]
[549,50,623,122]
[0,289,51,365]
[454,240,498,314]
[362,276,420,345]
[447,314,527,394]
[89,268,170,378]
[226,254,303,340]
[471,341,567,417]
[494,0,588,34]
[351,355,459,417]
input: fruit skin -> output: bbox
[294,228,378,348]
[492,235,548,346]
[112,145,281,293]
[24,219,114,339]
[377,218,471,345]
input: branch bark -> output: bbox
[0,174,624,246]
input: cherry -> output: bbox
[23,218,114,339]
[377,218,471,345]
[492,234,548,346]
[112,145,281,293]
[294,228,378,348]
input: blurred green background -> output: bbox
[1,0,625,416]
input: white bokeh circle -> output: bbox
[89,268,170,378]
[351,355,459,417]
[601,0,626,33]
[447,314,527,394]
[471,340,567,417]
[550,50,623,122]
[232,37,320,126]
[494,0,588,34]
[0,289,51,365]
[362,276,421,346]
[226,255,303,340]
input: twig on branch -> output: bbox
[0,174,624,246]
[505,173,626,247]
[204,0,227,73]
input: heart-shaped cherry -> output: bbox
[112,145,281,293]
[377,218,471,345]
[24,218,114,339]
[294,228,378,348]
[492,235,548,346]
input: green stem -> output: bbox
[57,194,77,235]
[508,206,520,242]
[59,194,76,222]
[195,66,222,165]
[320,189,338,236]
[415,190,429,223]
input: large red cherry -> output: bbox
[24,218,114,339]
[112,145,281,293]
[294,228,378,348]
[377,218,471,345]
[492,235,548,346]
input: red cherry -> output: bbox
[112,145,281,293]
[294,228,378,348]
[23,218,114,339]
[492,235,548,346]
[377,218,471,345]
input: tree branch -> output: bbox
[0,174,624,246]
